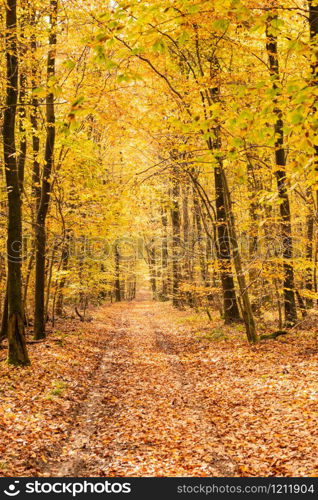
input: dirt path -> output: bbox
[47,300,236,477]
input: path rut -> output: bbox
[47,301,236,477]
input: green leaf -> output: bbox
[32,86,47,97]
[178,31,190,45]
[94,45,106,63]
[213,19,230,32]
[152,39,166,53]
[117,73,130,83]
[96,32,110,42]
[71,96,85,109]
[290,111,304,125]
[63,59,76,70]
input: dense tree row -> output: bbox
[1,0,318,364]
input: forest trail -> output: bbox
[46,300,237,477]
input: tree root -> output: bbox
[259,330,288,340]
[75,307,85,322]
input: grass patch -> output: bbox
[195,328,228,341]
[49,380,67,397]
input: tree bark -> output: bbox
[308,1,318,307]
[170,163,182,308]
[182,183,194,306]
[146,241,157,299]
[160,205,169,300]
[0,284,9,342]
[114,243,121,302]
[308,0,318,208]
[305,203,314,308]
[193,187,208,285]
[206,81,241,323]
[18,6,28,190]
[266,14,297,327]
[3,0,30,365]
[34,0,58,339]
[30,9,41,213]
[214,161,241,323]
[221,168,258,343]
[55,234,70,316]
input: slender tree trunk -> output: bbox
[114,243,121,302]
[221,168,258,343]
[24,10,40,322]
[160,205,169,300]
[55,234,70,316]
[146,241,157,299]
[206,81,241,323]
[30,10,41,213]
[305,202,314,308]
[193,187,207,284]
[171,164,182,308]
[18,77,27,189]
[195,46,240,322]
[45,243,57,322]
[314,243,318,297]
[34,0,58,339]
[23,248,35,324]
[0,284,9,342]
[246,157,259,284]
[308,0,318,210]
[182,183,194,306]
[18,23,27,325]
[18,6,28,190]
[266,15,297,327]
[214,161,241,323]
[3,0,30,365]
[308,1,318,307]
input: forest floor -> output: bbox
[0,299,317,477]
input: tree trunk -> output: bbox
[221,168,258,343]
[146,241,157,299]
[30,9,41,213]
[205,80,241,323]
[266,15,297,327]
[34,0,58,339]
[23,248,35,324]
[246,156,259,284]
[0,285,8,342]
[114,243,121,302]
[3,0,30,365]
[308,0,318,210]
[193,187,208,285]
[182,184,194,306]
[308,1,318,308]
[18,6,28,190]
[171,164,182,308]
[45,243,57,322]
[305,204,314,308]
[160,205,169,300]
[55,235,70,316]
[214,162,241,323]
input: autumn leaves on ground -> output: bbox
[0,298,317,477]
[2,0,318,480]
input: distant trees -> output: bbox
[98,1,318,341]
[2,0,318,364]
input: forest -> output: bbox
[0,0,317,478]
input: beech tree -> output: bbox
[3,0,30,365]
[2,0,318,365]
[34,0,58,339]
